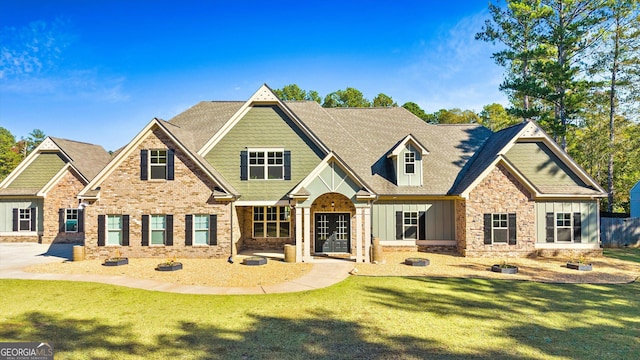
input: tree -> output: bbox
[273,84,321,103]
[479,103,521,131]
[322,88,371,108]
[428,108,480,124]
[373,93,397,107]
[402,102,429,121]
[0,127,21,181]
[23,129,46,155]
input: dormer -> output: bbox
[387,134,429,186]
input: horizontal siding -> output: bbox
[372,200,455,241]
[7,153,66,189]
[0,199,44,232]
[535,201,598,243]
[205,106,324,201]
[505,142,585,187]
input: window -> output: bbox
[65,209,79,232]
[107,215,122,245]
[253,206,290,237]
[545,212,581,243]
[403,212,418,240]
[492,213,508,243]
[193,215,209,245]
[556,213,572,242]
[404,152,415,174]
[19,209,31,231]
[150,150,167,180]
[151,215,166,245]
[484,213,516,245]
[249,151,283,180]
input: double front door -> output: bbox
[315,213,350,253]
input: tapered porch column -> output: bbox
[356,207,363,263]
[303,207,312,262]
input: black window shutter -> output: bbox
[484,214,492,244]
[97,215,105,246]
[78,209,84,232]
[30,208,37,231]
[240,150,248,180]
[122,215,130,246]
[185,215,193,246]
[165,215,173,246]
[508,213,517,245]
[419,211,426,240]
[167,149,175,180]
[395,211,403,240]
[573,212,582,243]
[545,212,555,243]
[12,208,19,231]
[140,149,148,180]
[59,209,65,233]
[284,150,291,180]
[209,214,218,245]
[141,215,149,246]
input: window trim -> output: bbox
[404,152,416,175]
[65,208,79,233]
[18,208,31,231]
[402,211,418,240]
[491,213,508,243]
[248,148,285,180]
[484,212,516,245]
[150,214,166,245]
[555,212,573,243]
[193,214,210,246]
[106,215,123,246]
[149,149,168,180]
[252,206,291,238]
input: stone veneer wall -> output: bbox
[455,199,466,254]
[42,169,86,244]
[464,164,536,257]
[84,128,237,259]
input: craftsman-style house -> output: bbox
[1,85,606,261]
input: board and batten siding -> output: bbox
[0,199,44,232]
[372,200,455,241]
[6,153,67,189]
[535,201,598,244]
[204,105,324,201]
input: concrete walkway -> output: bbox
[0,243,354,295]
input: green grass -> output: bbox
[604,247,640,263]
[1,277,638,359]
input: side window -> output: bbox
[484,213,517,245]
[403,212,418,240]
[19,209,31,231]
[491,213,508,243]
[65,209,79,232]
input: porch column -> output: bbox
[295,206,303,263]
[364,206,371,263]
[356,207,363,263]
[303,207,312,262]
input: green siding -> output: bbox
[299,161,361,206]
[535,201,598,243]
[205,105,324,201]
[0,199,44,232]
[505,142,585,186]
[372,200,455,241]
[7,153,66,189]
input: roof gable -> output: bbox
[387,134,429,158]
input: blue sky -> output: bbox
[1,0,507,151]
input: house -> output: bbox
[2,85,607,261]
[631,180,640,218]
[0,137,111,243]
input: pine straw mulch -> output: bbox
[23,251,639,288]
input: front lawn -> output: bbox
[1,277,638,359]
[604,247,640,264]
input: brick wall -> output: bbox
[42,169,85,244]
[463,164,536,257]
[84,128,235,259]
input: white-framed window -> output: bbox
[150,149,167,180]
[404,152,415,174]
[492,213,508,243]
[193,215,209,245]
[65,209,79,233]
[556,212,572,242]
[249,150,284,180]
[19,209,31,231]
[107,215,122,245]
[253,206,290,237]
[403,212,418,240]
[151,215,166,245]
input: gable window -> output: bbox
[253,206,290,237]
[140,149,174,181]
[241,150,291,181]
[404,152,415,174]
[546,212,582,243]
[483,213,517,245]
[65,209,79,232]
[107,215,123,246]
[19,209,32,231]
[403,212,418,240]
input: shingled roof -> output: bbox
[50,137,112,181]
